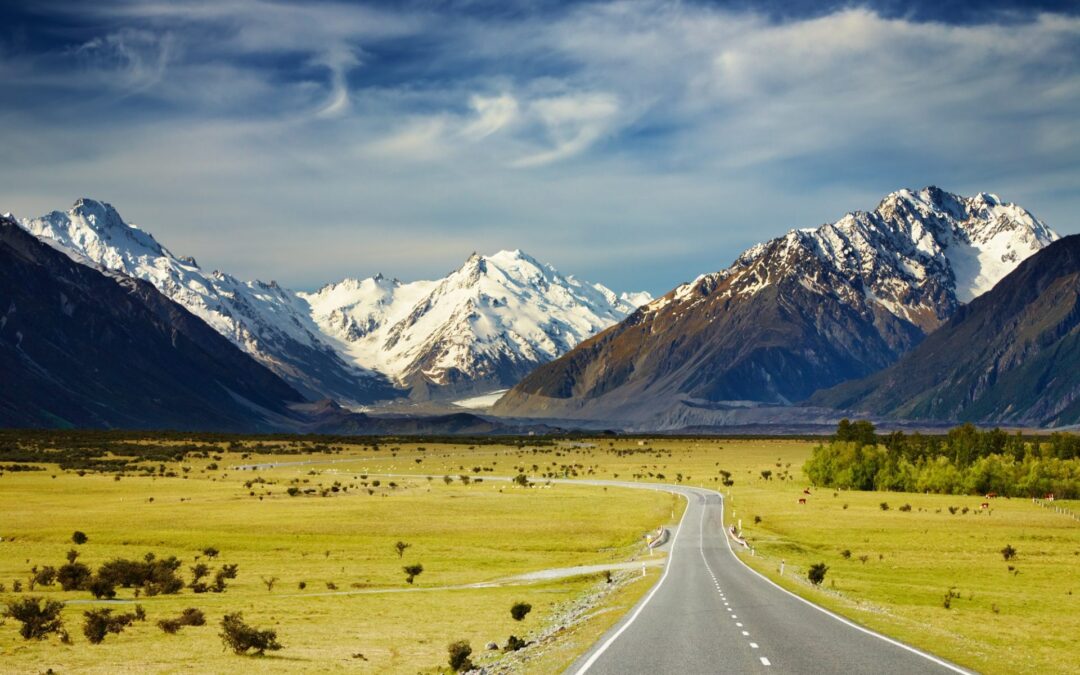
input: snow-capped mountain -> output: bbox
[495,187,1059,424]
[19,199,649,403]
[301,250,651,397]
[20,199,395,404]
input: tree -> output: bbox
[72,531,89,545]
[760,470,772,481]
[219,613,282,655]
[448,640,474,672]
[513,473,530,487]
[808,562,829,586]
[261,576,279,592]
[3,597,66,640]
[394,541,411,559]
[1001,544,1017,561]
[510,602,532,621]
[403,564,424,584]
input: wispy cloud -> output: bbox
[0,1,1078,295]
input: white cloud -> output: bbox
[461,93,519,140]
[511,93,621,167]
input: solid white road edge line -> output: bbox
[572,489,691,675]
[714,487,973,675]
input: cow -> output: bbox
[980,503,989,510]
[798,498,807,505]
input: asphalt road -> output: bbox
[568,484,971,675]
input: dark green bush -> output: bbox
[219,612,282,655]
[3,597,65,640]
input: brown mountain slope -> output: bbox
[810,234,1080,426]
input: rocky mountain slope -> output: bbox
[301,250,650,398]
[494,187,1058,425]
[20,200,648,403]
[0,215,306,431]
[21,199,394,404]
[811,235,1080,426]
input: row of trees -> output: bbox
[807,421,1079,497]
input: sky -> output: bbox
[2,0,1079,296]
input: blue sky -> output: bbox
[2,0,1078,295]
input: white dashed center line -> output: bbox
[760,657,771,666]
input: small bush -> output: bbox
[403,564,423,584]
[504,634,527,652]
[808,562,829,586]
[158,608,205,634]
[898,504,912,512]
[942,587,960,609]
[88,576,116,599]
[57,562,92,591]
[82,608,143,644]
[840,549,851,559]
[32,566,57,588]
[1001,544,1017,561]
[879,502,889,511]
[394,541,411,559]
[448,640,473,672]
[3,597,65,640]
[510,602,532,621]
[72,531,89,545]
[219,612,282,655]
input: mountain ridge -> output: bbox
[494,187,1059,425]
[18,199,649,403]
[810,234,1080,426]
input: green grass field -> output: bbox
[1,435,1076,673]
[0,452,678,673]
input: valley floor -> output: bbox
[1,435,1076,673]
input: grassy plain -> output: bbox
[1,435,1077,674]
[313,437,1078,674]
[0,447,678,673]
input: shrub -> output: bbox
[513,473,530,487]
[808,562,829,586]
[394,541,411,559]
[942,587,960,609]
[510,602,532,621]
[753,515,762,524]
[158,608,205,634]
[32,566,57,588]
[879,502,890,511]
[286,487,300,497]
[72,531,89,545]
[202,547,220,559]
[1001,544,1017,561]
[57,562,92,591]
[82,608,143,644]
[840,549,852,559]
[899,504,912,512]
[447,640,473,672]
[760,470,772,480]
[219,612,282,655]
[504,634,527,652]
[96,555,184,596]
[403,564,423,584]
[88,576,117,599]
[3,597,65,640]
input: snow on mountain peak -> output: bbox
[19,199,390,403]
[303,249,651,390]
[719,187,1058,325]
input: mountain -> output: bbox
[494,187,1058,426]
[0,215,307,431]
[810,235,1080,426]
[19,200,649,403]
[20,199,397,404]
[300,250,650,398]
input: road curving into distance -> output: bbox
[231,460,972,674]
[567,482,972,675]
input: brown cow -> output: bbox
[798,498,807,505]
